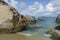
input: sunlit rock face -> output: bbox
[0,1,36,33]
[0,1,27,33]
[0,1,13,28]
[56,14,60,23]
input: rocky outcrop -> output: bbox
[0,1,27,33]
[56,14,60,23]
[48,26,60,40]
[0,0,36,33]
[24,15,36,24]
[55,26,60,30]
[10,7,27,32]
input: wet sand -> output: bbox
[0,34,27,40]
[0,33,52,40]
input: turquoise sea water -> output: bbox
[23,17,60,35]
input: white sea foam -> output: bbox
[44,33,51,37]
[16,32,32,36]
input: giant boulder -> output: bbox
[0,1,27,33]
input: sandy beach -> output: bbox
[0,33,52,40]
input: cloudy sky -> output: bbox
[4,0,60,17]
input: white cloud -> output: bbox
[46,0,60,17]
[27,1,55,15]
[21,2,54,17]
[52,0,60,13]
[20,0,60,17]
[27,1,55,17]
[46,2,54,13]
[28,2,43,13]
[9,0,18,8]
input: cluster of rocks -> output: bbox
[48,25,60,40]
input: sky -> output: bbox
[4,0,60,17]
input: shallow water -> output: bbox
[23,17,60,35]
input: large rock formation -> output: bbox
[56,14,60,23]
[0,0,35,33]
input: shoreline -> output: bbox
[0,32,52,40]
